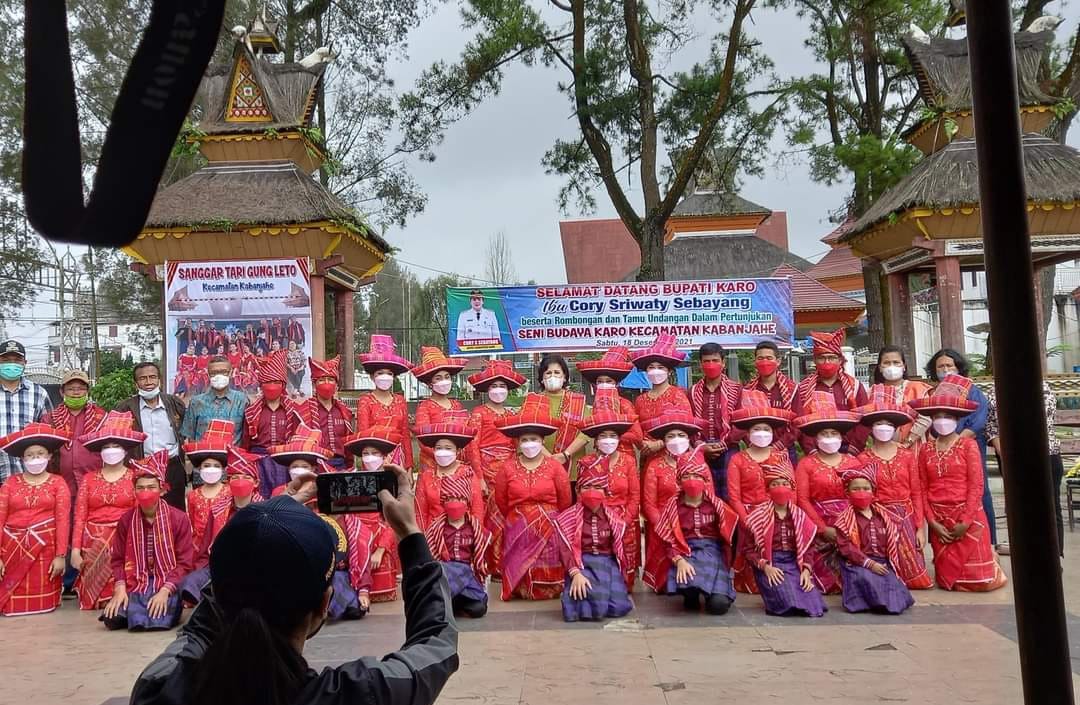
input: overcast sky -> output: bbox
[382,1,1080,285]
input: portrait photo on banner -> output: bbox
[164,258,314,398]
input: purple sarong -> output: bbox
[178,566,210,604]
[561,553,633,622]
[666,538,735,599]
[753,550,826,617]
[328,570,364,620]
[443,561,488,604]
[101,577,183,631]
[839,557,914,615]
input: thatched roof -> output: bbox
[144,160,387,249]
[672,191,770,218]
[946,0,965,27]
[629,233,810,281]
[842,134,1080,241]
[901,30,1057,110]
[196,46,324,135]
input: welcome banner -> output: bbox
[447,278,793,355]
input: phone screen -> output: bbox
[316,471,397,514]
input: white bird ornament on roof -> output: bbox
[1025,15,1063,33]
[299,46,335,68]
[908,23,931,44]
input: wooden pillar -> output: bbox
[311,274,326,360]
[335,288,356,388]
[935,255,965,353]
[1034,264,1047,359]
[887,271,917,364]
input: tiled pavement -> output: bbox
[8,480,1080,704]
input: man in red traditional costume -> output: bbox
[554,469,634,622]
[299,355,354,470]
[412,347,468,474]
[743,341,799,465]
[42,369,107,499]
[0,423,72,616]
[792,328,869,454]
[245,350,300,492]
[424,474,493,618]
[102,449,194,631]
[355,334,414,469]
[690,342,742,501]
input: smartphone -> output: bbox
[316,470,398,515]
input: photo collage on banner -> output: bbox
[164,258,314,398]
[446,279,794,355]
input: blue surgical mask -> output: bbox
[0,362,24,381]
[937,370,953,381]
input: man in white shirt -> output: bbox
[455,289,500,342]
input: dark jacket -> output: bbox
[113,393,186,460]
[128,532,460,705]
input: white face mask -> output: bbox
[199,465,223,484]
[209,374,230,390]
[881,365,904,382]
[665,436,690,456]
[543,376,564,392]
[100,447,127,466]
[431,379,453,395]
[290,465,315,481]
[596,382,617,391]
[434,449,457,467]
[933,417,958,436]
[748,429,774,448]
[23,457,49,475]
[646,368,669,385]
[137,386,160,400]
[816,435,843,454]
[872,423,897,443]
[596,437,619,455]
[520,440,544,458]
[373,373,394,391]
[361,453,384,471]
[487,387,508,404]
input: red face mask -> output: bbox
[229,477,256,499]
[135,488,160,510]
[680,478,706,498]
[315,381,337,399]
[579,489,605,512]
[261,382,284,401]
[768,485,794,505]
[700,361,724,380]
[816,361,841,379]
[444,501,468,522]
[848,489,875,510]
[754,359,779,377]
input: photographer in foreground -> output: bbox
[129,464,459,705]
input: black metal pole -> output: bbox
[966,3,1074,703]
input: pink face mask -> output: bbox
[595,437,619,455]
[373,373,394,391]
[361,453,384,471]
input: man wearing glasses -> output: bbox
[113,362,188,509]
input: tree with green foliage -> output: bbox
[91,364,137,411]
[402,0,784,281]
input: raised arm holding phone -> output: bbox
[128,464,459,705]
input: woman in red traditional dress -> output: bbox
[577,399,641,589]
[912,378,1007,591]
[413,420,483,530]
[856,394,933,589]
[640,411,714,592]
[794,392,863,594]
[174,343,198,397]
[71,412,145,610]
[182,419,235,551]
[412,347,468,474]
[726,390,795,594]
[576,346,643,455]
[340,425,405,602]
[524,354,589,482]
[493,397,573,600]
[355,334,414,470]
[193,345,211,394]
[631,334,693,457]
[0,423,72,616]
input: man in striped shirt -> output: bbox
[0,339,53,482]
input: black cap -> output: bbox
[0,340,25,358]
[210,496,336,611]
